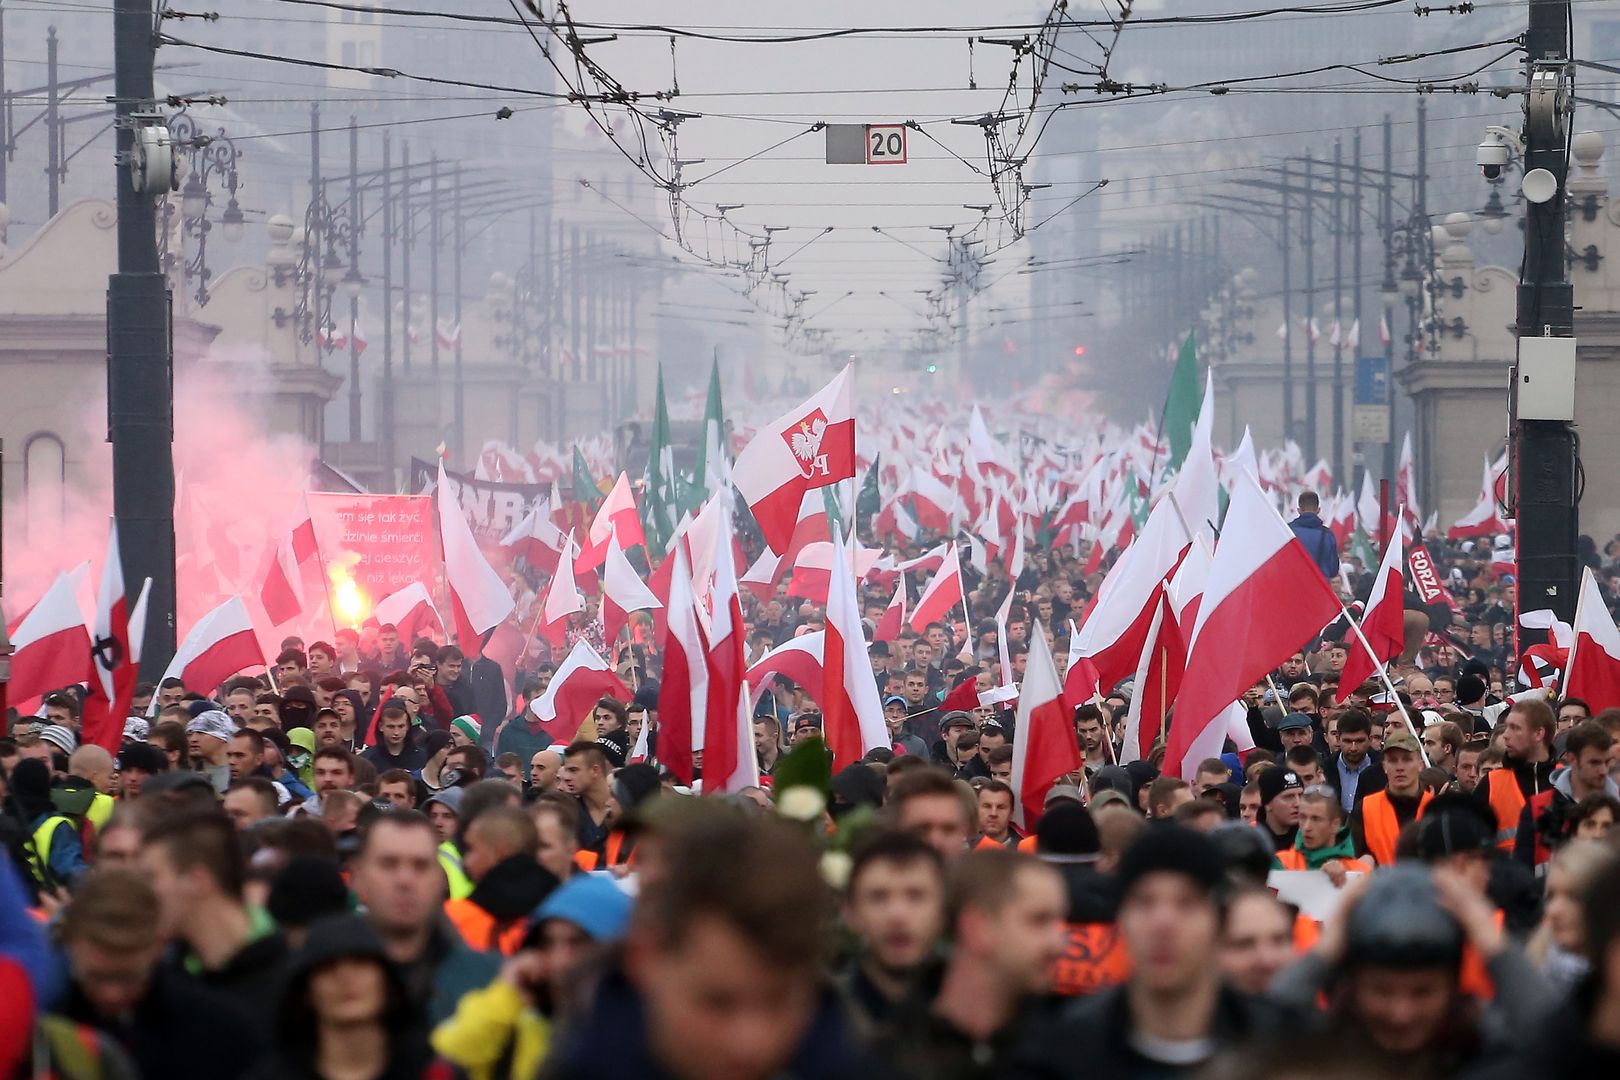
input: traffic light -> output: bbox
[1073,345,1087,357]
[925,362,938,374]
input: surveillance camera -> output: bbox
[1477,135,1510,180]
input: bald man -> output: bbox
[528,749,563,792]
[68,745,118,833]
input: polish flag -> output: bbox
[501,501,567,576]
[1072,495,1190,695]
[701,513,749,793]
[1166,473,1342,779]
[1339,527,1405,695]
[369,582,445,644]
[739,547,781,603]
[908,543,963,633]
[657,546,708,786]
[875,497,918,544]
[1274,322,1288,340]
[261,504,318,626]
[435,318,461,349]
[1063,619,1099,708]
[527,639,631,739]
[82,521,145,754]
[538,531,584,647]
[7,565,92,704]
[873,575,907,642]
[438,462,516,647]
[1564,568,1620,711]
[1447,453,1509,540]
[1345,319,1360,351]
[779,491,832,575]
[352,320,369,356]
[601,533,661,643]
[1327,491,1356,548]
[1008,625,1082,829]
[785,539,881,604]
[160,597,264,696]
[1378,313,1392,347]
[907,466,956,534]
[896,542,949,577]
[1120,586,1187,763]
[822,531,888,770]
[1396,432,1420,521]
[576,472,646,573]
[732,364,856,554]
[745,633,824,711]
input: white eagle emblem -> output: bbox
[783,408,831,479]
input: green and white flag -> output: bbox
[1161,331,1201,475]
[695,357,728,496]
[642,365,679,551]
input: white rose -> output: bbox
[820,850,853,891]
[776,785,827,823]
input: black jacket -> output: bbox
[543,965,899,1080]
[165,927,290,1035]
[60,967,266,1080]
[1006,984,1302,1079]
[1323,751,1386,808]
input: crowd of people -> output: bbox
[6,494,1620,1080]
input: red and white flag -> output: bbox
[576,471,646,574]
[370,582,445,644]
[906,466,956,534]
[822,531,888,770]
[527,639,631,739]
[1072,495,1190,695]
[873,575,907,642]
[602,533,661,643]
[745,633,824,711]
[785,538,881,604]
[732,364,856,553]
[1340,528,1405,694]
[352,319,369,356]
[1120,585,1187,764]
[1008,624,1083,829]
[7,564,92,704]
[501,501,567,576]
[438,461,516,647]
[657,546,708,786]
[538,531,584,647]
[160,596,263,697]
[1447,453,1509,541]
[701,511,750,793]
[260,502,317,626]
[908,542,963,633]
[435,318,462,349]
[1565,568,1620,711]
[1378,313,1392,347]
[82,522,146,754]
[1166,473,1342,779]
[738,547,781,603]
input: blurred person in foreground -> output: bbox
[542,804,895,1080]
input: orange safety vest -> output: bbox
[1016,834,1038,854]
[443,898,528,956]
[1485,768,1528,852]
[1050,921,1131,997]
[1458,909,1506,1000]
[1274,849,1372,874]
[574,830,635,872]
[1360,789,1432,865]
[973,833,1016,851]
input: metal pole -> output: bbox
[347,116,361,441]
[45,25,57,216]
[381,131,395,485]
[1281,162,1294,442]
[109,0,176,674]
[428,156,439,379]
[1303,150,1318,463]
[400,141,412,374]
[1332,139,1345,483]
[1513,0,1579,625]
[452,165,464,463]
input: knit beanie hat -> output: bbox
[451,715,482,743]
[1117,824,1226,900]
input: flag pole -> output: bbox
[1339,604,1431,768]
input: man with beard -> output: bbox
[838,830,947,1031]
[1075,705,1112,772]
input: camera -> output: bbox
[1477,133,1511,180]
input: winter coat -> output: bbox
[1290,512,1339,579]
[430,977,550,1080]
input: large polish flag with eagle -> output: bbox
[732,364,856,555]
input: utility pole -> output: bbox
[380,131,395,485]
[109,0,176,674]
[1280,162,1294,443]
[346,116,361,442]
[45,25,57,215]
[1302,149,1318,463]
[400,141,412,374]
[1513,0,1579,625]
[452,164,464,462]
[1331,139,1345,482]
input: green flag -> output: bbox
[571,446,602,514]
[1161,331,1201,473]
[642,366,678,551]
[695,357,727,496]
[855,455,881,533]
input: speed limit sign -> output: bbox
[865,124,907,165]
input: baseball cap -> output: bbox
[1382,728,1422,756]
[940,710,976,731]
[883,695,908,710]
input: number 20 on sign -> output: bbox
[866,124,907,164]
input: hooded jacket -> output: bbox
[444,856,560,955]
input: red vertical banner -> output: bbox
[306,494,435,628]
